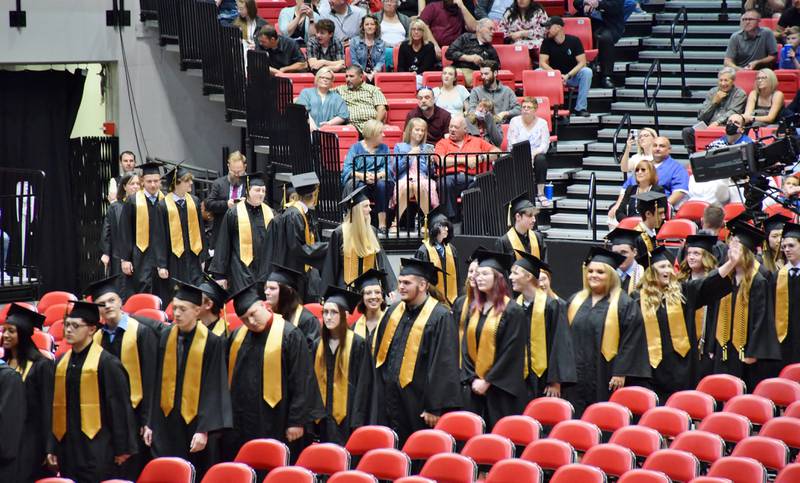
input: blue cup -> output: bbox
[544,183,554,200]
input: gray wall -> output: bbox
[1,0,241,172]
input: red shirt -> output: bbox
[434,135,496,175]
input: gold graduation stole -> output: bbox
[160,323,208,423]
[375,297,439,387]
[518,292,548,379]
[424,241,458,304]
[228,315,285,406]
[353,313,383,356]
[210,317,229,337]
[507,228,541,259]
[715,265,758,361]
[467,297,510,379]
[237,201,273,266]
[568,289,622,362]
[639,297,690,368]
[135,190,164,252]
[164,195,203,258]
[287,201,315,272]
[458,294,471,369]
[775,265,790,343]
[314,331,354,423]
[53,342,104,441]
[93,318,143,408]
[695,307,706,344]
[15,361,32,381]
[291,305,304,327]
[635,222,655,254]
[343,251,376,286]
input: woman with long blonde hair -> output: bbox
[743,68,784,127]
[392,117,439,221]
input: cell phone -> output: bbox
[630,129,638,140]
[304,0,311,5]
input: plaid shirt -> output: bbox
[306,36,345,63]
[334,83,388,132]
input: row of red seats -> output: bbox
[694,125,778,152]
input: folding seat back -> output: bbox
[278,72,315,98]
[618,217,643,230]
[491,415,541,453]
[419,453,477,483]
[610,386,659,419]
[774,70,799,102]
[296,443,350,476]
[523,397,574,432]
[522,70,564,107]
[374,73,417,100]
[386,98,418,130]
[642,449,700,483]
[759,417,800,456]
[549,463,607,483]
[494,44,532,84]
[123,293,162,312]
[356,448,411,481]
[201,462,256,483]
[778,363,800,383]
[485,459,543,483]
[722,204,747,223]
[43,303,70,327]
[138,457,195,483]
[785,400,800,418]
[401,429,455,460]
[135,308,168,323]
[460,434,515,467]
[776,462,800,483]
[434,411,485,444]
[670,430,725,467]
[37,291,78,314]
[699,412,753,449]
[382,125,403,150]
[327,470,378,483]
[263,466,316,483]
[697,374,747,403]
[31,329,53,352]
[655,219,697,243]
[707,456,767,483]
[617,469,671,483]
[562,17,598,61]
[234,438,289,472]
[724,395,776,427]
[0,302,36,324]
[48,320,64,341]
[256,0,287,24]
[549,420,602,454]
[609,426,664,465]
[753,378,800,410]
[421,70,465,88]
[675,200,709,224]
[581,402,632,436]
[345,425,398,457]
[582,443,636,479]
[666,390,717,422]
[731,436,789,473]
[694,127,727,152]
[734,70,757,94]
[639,407,692,439]
[520,439,576,474]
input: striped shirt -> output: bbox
[334,83,388,132]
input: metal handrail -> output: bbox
[612,113,632,166]
[643,59,662,133]
[670,7,691,98]
[587,171,597,242]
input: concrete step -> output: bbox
[209,94,225,103]
[641,37,731,49]
[587,88,615,99]
[663,0,742,11]
[654,12,740,23]
[602,114,700,127]
[557,197,616,211]
[544,227,608,241]
[615,88,706,100]
[583,156,621,169]
[548,167,581,181]
[574,169,625,182]
[617,36,643,48]
[625,77,717,88]
[585,141,689,156]
[567,183,621,196]
[617,62,724,74]
[551,212,610,227]
[639,50,731,62]
[596,128,684,140]
[611,101,702,114]
[555,140,589,154]
[651,24,738,36]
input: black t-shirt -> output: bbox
[257,35,306,69]
[779,7,800,29]
[539,34,585,74]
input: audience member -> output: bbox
[539,16,593,117]
[233,0,267,46]
[205,151,247,250]
[350,15,386,81]
[724,9,778,70]
[108,150,137,203]
[278,0,322,46]
[466,99,503,147]
[779,26,800,68]
[434,115,501,218]
[608,159,664,223]
[621,136,689,207]
[507,97,551,203]
[217,0,239,24]
[341,120,394,233]
[467,61,520,123]
[392,118,439,220]
[707,114,754,149]
[296,67,350,130]
[322,0,367,43]
[743,68,785,126]
[433,66,471,116]
[498,0,550,52]
[620,127,656,175]
[397,0,423,18]
[419,0,478,47]
[376,0,411,49]
[335,65,388,132]
[445,19,500,87]
[306,19,347,72]
[397,19,439,77]
[777,0,800,39]
[746,0,787,19]
[257,25,308,73]
[572,0,625,88]
[405,86,452,144]
[681,67,747,152]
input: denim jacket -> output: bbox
[349,37,386,73]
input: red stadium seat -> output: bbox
[786,400,800,417]
[582,443,636,479]
[327,470,377,483]
[296,443,350,476]
[234,438,289,473]
[699,412,753,446]
[395,477,435,483]
[471,69,516,92]
[563,17,598,62]
[764,204,796,219]
[280,72,316,98]
[460,434,515,467]
[643,449,700,482]
[374,73,417,100]
[55,341,71,358]
[760,17,779,30]
[524,397,574,430]
[522,70,568,117]
[549,463,607,483]
[639,407,692,439]
[694,127,726,152]
[345,425,398,457]
[618,217,642,230]
[134,308,168,323]
[138,457,195,483]
[666,390,717,422]
[304,303,323,322]
[759,417,800,453]
[688,478,735,483]
[731,436,789,473]
[356,448,411,481]
[581,402,632,435]
[549,420,602,454]
[775,70,799,102]
[609,426,665,461]
[383,124,403,150]
[256,0,287,25]
[201,462,256,483]
[387,98,418,130]
[227,312,243,332]
[419,453,477,483]
[734,70,757,94]
[776,463,800,483]
[610,386,659,418]
[31,329,53,352]
[675,200,710,224]
[491,415,542,451]
[707,456,767,483]
[520,439,576,473]
[263,466,316,483]
[320,125,360,168]
[485,459,543,483]
[435,411,486,442]
[37,291,77,313]
[724,395,776,427]
[753,378,800,410]
[656,219,697,244]
[43,303,69,327]
[494,44,532,85]
[671,430,726,466]
[722,203,746,222]
[421,70,465,88]
[401,429,455,460]
[123,293,161,313]
[617,469,671,483]
[697,374,747,403]
[49,319,64,341]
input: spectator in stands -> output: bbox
[108,150,137,203]
[434,66,470,116]
[724,9,778,70]
[622,136,689,207]
[279,0,322,46]
[608,159,664,223]
[466,99,503,147]
[701,204,726,237]
[350,15,386,81]
[322,0,366,43]
[257,25,308,73]
[746,0,786,20]
[539,16,593,117]
[405,86,451,144]
[296,67,350,130]
[743,68,785,126]
[307,19,346,72]
[335,65,388,132]
[681,67,747,153]
[434,115,501,218]
[780,28,800,70]
[446,19,499,87]
[497,0,550,53]
[468,61,520,123]
[397,0,423,18]
[217,0,238,24]
[377,0,411,49]
[392,117,439,220]
[619,127,657,175]
[233,0,267,46]
[341,120,394,234]
[206,151,247,251]
[419,0,478,48]
[777,0,800,39]
[397,19,440,78]
[507,97,551,204]
[707,114,754,149]
[572,0,625,88]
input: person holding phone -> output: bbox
[279,0,322,46]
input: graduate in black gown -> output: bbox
[314,286,374,445]
[350,269,389,352]
[118,162,167,297]
[508,250,576,402]
[374,258,462,444]
[48,301,139,483]
[264,264,321,351]
[87,276,160,480]
[451,257,480,370]
[0,358,25,482]
[606,228,645,296]
[630,191,667,257]
[495,195,547,262]
[563,247,651,416]
[209,172,276,294]
[1,303,54,481]
[149,281,232,478]
[198,274,231,338]
[773,222,800,364]
[416,211,459,306]
[101,172,140,299]
[761,214,791,274]
[461,249,527,430]
[322,185,397,295]
[224,282,323,466]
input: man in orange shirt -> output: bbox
[434,115,500,219]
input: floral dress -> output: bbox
[497,9,549,50]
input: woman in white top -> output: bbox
[507,97,551,206]
[376,0,411,48]
[278,0,322,45]
[619,127,657,175]
[433,65,470,117]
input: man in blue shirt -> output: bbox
[622,136,690,207]
[706,113,754,150]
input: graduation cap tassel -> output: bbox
[423,213,429,243]
[507,203,512,228]
[282,184,287,210]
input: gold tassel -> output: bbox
[507,203,513,227]
[423,214,429,242]
[282,184,287,210]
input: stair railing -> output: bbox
[670,6,691,98]
[587,171,598,242]
[612,113,632,166]
[643,59,662,133]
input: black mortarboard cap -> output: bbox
[291,172,320,195]
[5,303,46,332]
[539,259,553,275]
[763,213,792,234]
[686,234,718,254]
[339,184,369,208]
[728,211,755,227]
[399,257,442,284]
[85,275,123,301]
[323,285,362,313]
[782,221,800,240]
[244,171,266,188]
[137,161,163,176]
[585,246,627,270]
[164,162,190,191]
[350,268,387,292]
[267,264,305,291]
[506,193,538,226]
[606,227,641,248]
[473,247,514,275]
[513,249,545,278]
[635,190,667,214]
[229,282,265,317]
[727,219,767,252]
[172,279,204,306]
[199,274,229,309]
[67,300,104,326]
[637,245,674,269]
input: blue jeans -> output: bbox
[356,180,395,214]
[439,172,475,219]
[566,67,593,111]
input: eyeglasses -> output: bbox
[64,321,90,330]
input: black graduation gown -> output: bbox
[314,334,374,445]
[774,268,800,364]
[495,229,548,262]
[321,225,398,293]
[563,292,651,416]
[156,194,207,297]
[0,362,25,482]
[374,298,462,444]
[16,357,55,482]
[101,202,124,277]
[520,295,577,401]
[269,205,328,301]
[415,243,459,303]
[284,305,322,352]
[54,344,139,483]
[461,300,527,430]
[634,232,657,257]
[117,193,166,296]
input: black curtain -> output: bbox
[0,69,87,294]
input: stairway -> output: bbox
[546,0,743,241]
